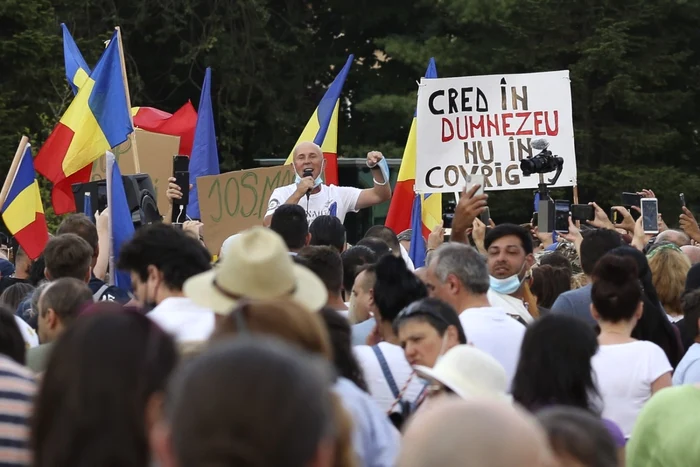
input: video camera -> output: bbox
[519,139,564,185]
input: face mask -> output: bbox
[489,261,527,295]
[294,160,325,189]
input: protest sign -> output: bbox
[197,165,295,254]
[90,129,180,214]
[415,70,576,193]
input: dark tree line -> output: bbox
[2,0,700,227]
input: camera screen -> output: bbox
[641,199,659,232]
[555,201,570,232]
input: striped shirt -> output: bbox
[0,356,35,466]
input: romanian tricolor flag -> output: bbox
[1,142,49,260]
[36,30,133,215]
[284,55,354,186]
[132,103,197,155]
[386,59,442,267]
[61,23,91,94]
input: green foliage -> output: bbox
[2,0,700,232]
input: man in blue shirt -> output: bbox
[56,214,131,303]
[551,229,623,325]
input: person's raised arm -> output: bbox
[93,209,110,280]
[355,151,392,210]
[450,185,488,245]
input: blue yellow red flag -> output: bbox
[35,30,133,215]
[1,143,49,260]
[386,59,442,266]
[285,56,353,185]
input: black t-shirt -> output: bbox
[88,275,131,304]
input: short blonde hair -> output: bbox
[648,245,691,317]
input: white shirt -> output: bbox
[592,340,672,437]
[354,342,424,413]
[265,183,362,224]
[15,316,38,349]
[458,306,526,390]
[487,289,534,324]
[399,244,415,271]
[147,297,215,343]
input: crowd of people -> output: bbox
[0,143,699,466]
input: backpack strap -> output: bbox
[372,344,400,398]
[93,283,110,302]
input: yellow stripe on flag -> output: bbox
[59,76,111,177]
[2,181,43,233]
[396,118,417,183]
[72,68,90,92]
[285,101,340,164]
[422,193,443,232]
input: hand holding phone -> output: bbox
[680,193,687,208]
[621,192,642,208]
[555,200,571,233]
[172,155,190,223]
[641,198,659,234]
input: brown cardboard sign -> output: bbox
[90,129,181,214]
[197,165,295,254]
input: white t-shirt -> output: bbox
[592,340,672,437]
[458,306,526,390]
[147,297,215,343]
[265,183,362,224]
[487,289,534,324]
[354,342,424,413]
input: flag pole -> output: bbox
[0,136,29,210]
[115,26,141,174]
[105,151,116,286]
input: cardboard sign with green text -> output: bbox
[197,165,295,254]
[90,129,181,215]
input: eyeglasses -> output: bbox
[395,301,449,325]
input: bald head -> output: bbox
[293,141,323,159]
[292,142,324,181]
[398,398,554,467]
[655,230,690,247]
[682,245,700,265]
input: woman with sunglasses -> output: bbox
[393,298,467,369]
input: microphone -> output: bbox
[303,168,314,199]
[530,139,550,151]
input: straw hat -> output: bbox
[184,227,328,314]
[414,345,510,401]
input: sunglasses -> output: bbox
[395,302,449,325]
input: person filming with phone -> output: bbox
[263,141,392,226]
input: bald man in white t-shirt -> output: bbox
[263,142,392,226]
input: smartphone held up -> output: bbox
[640,198,659,234]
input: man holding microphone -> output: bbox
[263,141,392,226]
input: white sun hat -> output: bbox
[184,226,328,314]
[414,345,510,402]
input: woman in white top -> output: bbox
[590,254,672,438]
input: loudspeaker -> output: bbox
[72,174,161,227]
